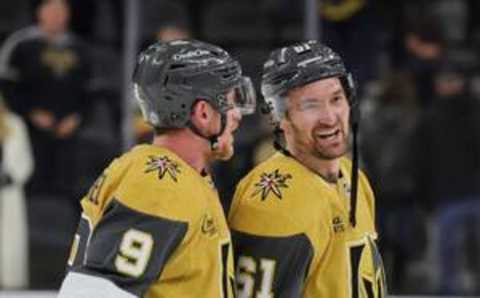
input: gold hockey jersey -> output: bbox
[60,144,235,298]
[229,152,387,298]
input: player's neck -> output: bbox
[291,150,340,183]
[152,131,210,174]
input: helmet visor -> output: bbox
[228,76,256,115]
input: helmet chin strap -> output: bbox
[188,113,227,151]
[349,121,359,227]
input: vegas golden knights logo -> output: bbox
[145,155,181,182]
[251,169,292,200]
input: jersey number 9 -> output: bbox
[115,229,154,278]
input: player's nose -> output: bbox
[318,106,336,125]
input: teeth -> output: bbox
[317,130,339,139]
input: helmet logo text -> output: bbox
[173,50,211,61]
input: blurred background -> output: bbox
[0,0,479,296]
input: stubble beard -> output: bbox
[290,122,350,161]
[311,133,350,160]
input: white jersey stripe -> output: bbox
[57,272,138,298]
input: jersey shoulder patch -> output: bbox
[112,145,207,223]
[229,154,309,236]
[233,152,325,210]
[235,153,297,202]
[229,153,333,237]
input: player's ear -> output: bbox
[191,100,215,128]
[279,118,290,135]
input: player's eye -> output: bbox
[298,100,320,111]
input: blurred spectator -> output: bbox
[29,0,124,47]
[431,0,468,45]
[384,1,447,109]
[131,1,193,144]
[139,0,191,47]
[70,0,123,47]
[319,0,384,94]
[271,0,384,94]
[403,16,445,108]
[410,50,480,295]
[155,23,191,43]
[0,0,92,208]
[361,71,424,293]
[0,93,33,289]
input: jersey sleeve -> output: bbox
[229,180,315,298]
[59,199,188,297]
[232,229,314,298]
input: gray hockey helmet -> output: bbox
[133,39,256,130]
[261,40,356,124]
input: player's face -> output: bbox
[282,77,350,160]
[212,90,242,161]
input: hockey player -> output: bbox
[58,39,256,298]
[229,41,387,298]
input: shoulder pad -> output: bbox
[114,145,207,223]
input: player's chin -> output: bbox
[314,143,348,160]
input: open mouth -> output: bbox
[317,129,340,140]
